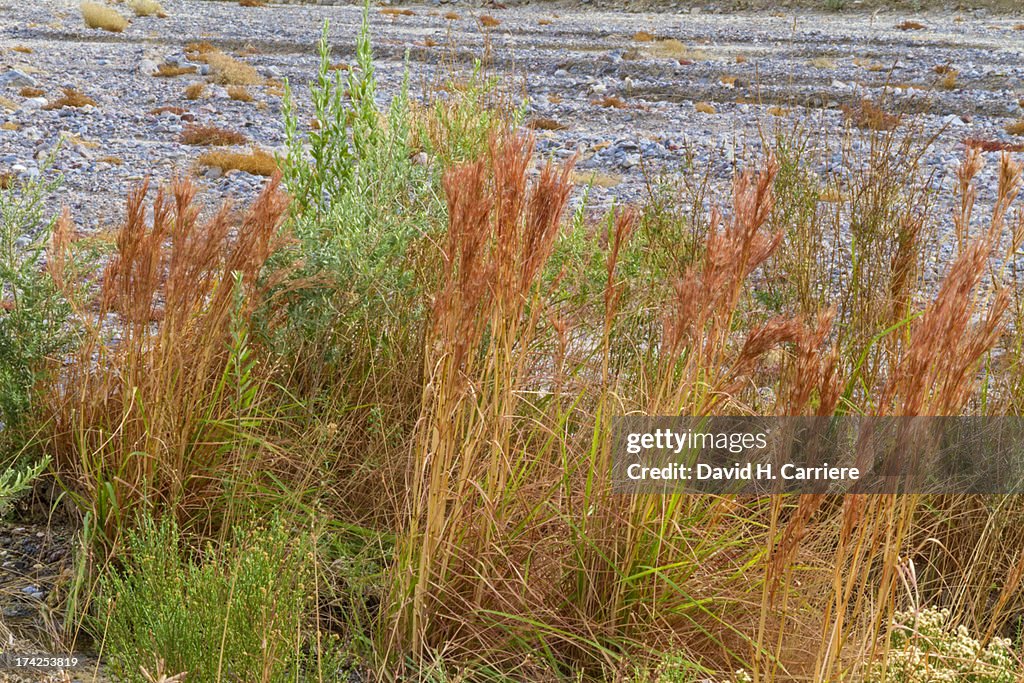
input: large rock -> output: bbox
[0,70,38,89]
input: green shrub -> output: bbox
[93,514,315,682]
[0,164,73,440]
[870,607,1017,683]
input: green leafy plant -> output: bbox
[0,163,73,438]
[94,514,314,683]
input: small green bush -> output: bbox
[94,515,314,682]
[870,607,1018,683]
[0,165,73,440]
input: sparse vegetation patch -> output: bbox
[80,1,129,32]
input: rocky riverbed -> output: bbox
[1,0,1023,241]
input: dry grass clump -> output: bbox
[896,20,926,30]
[525,116,567,131]
[571,169,621,187]
[1,121,20,131]
[964,137,1024,152]
[19,86,44,98]
[148,105,186,115]
[854,56,886,71]
[42,87,97,110]
[937,70,958,90]
[154,63,197,77]
[538,18,552,25]
[97,155,123,165]
[1006,119,1024,136]
[1014,23,1024,30]
[199,50,262,86]
[179,123,248,146]
[479,14,501,28]
[81,2,129,32]
[809,56,837,69]
[843,98,899,131]
[443,11,460,20]
[184,83,205,100]
[238,0,266,6]
[327,63,349,72]
[420,38,439,48]
[227,85,253,102]
[0,171,13,189]
[766,105,788,116]
[646,38,707,61]
[735,53,748,63]
[127,0,167,17]
[0,96,18,112]
[381,7,416,17]
[633,30,656,41]
[13,45,33,54]
[720,74,739,86]
[695,101,716,114]
[547,93,562,104]
[184,41,217,57]
[196,147,277,176]
[594,95,627,108]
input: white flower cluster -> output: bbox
[870,607,1019,683]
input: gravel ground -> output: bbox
[1,0,1024,242]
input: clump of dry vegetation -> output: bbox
[148,105,186,115]
[12,45,32,54]
[154,63,197,78]
[0,97,18,112]
[896,19,926,30]
[538,18,552,25]
[19,86,44,98]
[198,50,262,86]
[937,69,958,90]
[646,38,707,61]
[735,53,748,63]
[766,105,788,116]
[809,55,837,69]
[81,1,129,32]
[184,83,205,100]
[1,121,20,131]
[964,137,1024,152]
[525,116,567,131]
[443,11,460,20]
[1006,119,1024,136]
[42,87,97,110]
[179,123,248,146]
[127,0,167,18]
[843,98,899,131]
[695,101,717,114]
[633,30,656,41]
[381,7,415,17]
[238,0,266,6]
[594,95,627,108]
[479,14,501,28]
[184,41,217,57]
[196,146,277,176]
[0,171,13,189]
[227,85,253,102]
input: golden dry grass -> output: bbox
[538,18,552,25]
[0,171,13,189]
[184,83,205,100]
[896,20,926,30]
[720,75,739,86]
[735,53,748,63]
[200,51,262,86]
[184,41,217,57]
[695,101,716,114]
[19,86,44,98]
[937,70,958,90]
[1,121,20,131]
[238,0,266,6]
[227,85,253,102]
[0,96,18,112]
[633,30,655,41]
[154,63,197,77]
[443,11,460,20]
[594,95,627,108]
[809,56,836,69]
[180,123,248,146]
[964,137,1024,152]
[12,45,32,54]
[547,93,562,104]
[766,105,788,116]
[1006,120,1024,136]
[479,14,500,28]
[1014,23,1024,30]
[525,117,567,131]
[148,105,186,115]
[42,87,97,110]
[81,2,129,32]
[645,38,707,61]
[97,155,124,165]
[127,0,167,17]
[381,7,415,16]
[571,170,621,188]
[844,99,899,131]
[196,147,277,176]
